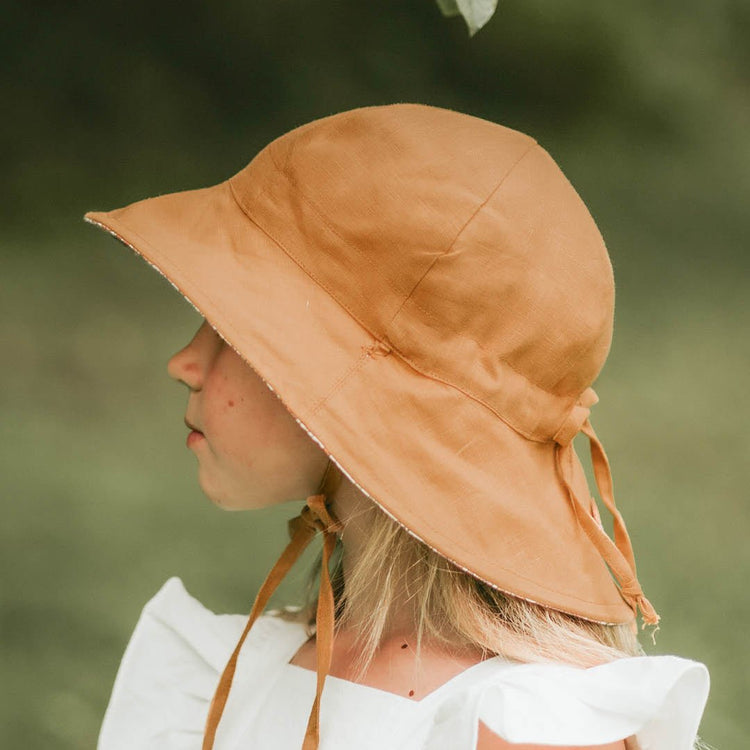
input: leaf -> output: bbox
[436,0,500,36]
[435,0,462,18]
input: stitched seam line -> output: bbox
[307,349,372,417]
[229,179,570,439]
[267,140,557,397]
[261,142,569,401]
[228,178,384,346]
[405,295,562,394]
[266,151,403,302]
[385,139,539,329]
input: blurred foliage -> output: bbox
[1,0,748,748]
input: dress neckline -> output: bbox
[280,621,519,707]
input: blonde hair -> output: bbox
[275,496,714,750]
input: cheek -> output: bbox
[203,370,291,460]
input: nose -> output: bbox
[167,343,202,391]
[166,319,219,391]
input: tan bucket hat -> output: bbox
[84,103,660,750]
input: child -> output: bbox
[84,103,711,750]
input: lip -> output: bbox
[187,430,205,448]
[184,416,203,433]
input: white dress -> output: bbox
[97,577,710,750]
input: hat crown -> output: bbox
[229,103,614,441]
[84,101,647,650]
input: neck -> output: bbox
[329,479,421,637]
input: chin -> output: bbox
[215,502,247,512]
[204,490,243,511]
[198,475,289,511]
[197,478,232,511]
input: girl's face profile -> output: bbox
[166,318,330,511]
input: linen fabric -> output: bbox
[83,102,653,623]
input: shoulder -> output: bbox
[425,654,709,750]
[477,721,628,749]
[98,577,308,749]
[110,575,296,679]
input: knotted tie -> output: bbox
[201,489,342,750]
[552,386,661,637]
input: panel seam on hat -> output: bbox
[385,139,539,331]
[228,177,580,440]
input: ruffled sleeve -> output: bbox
[424,655,710,750]
[97,577,249,750]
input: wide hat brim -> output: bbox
[84,174,636,625]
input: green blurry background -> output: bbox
[1,1,747,747]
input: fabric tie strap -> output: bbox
[202,388,660,750]
[201,492,342,750]
[553,387,661,639]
